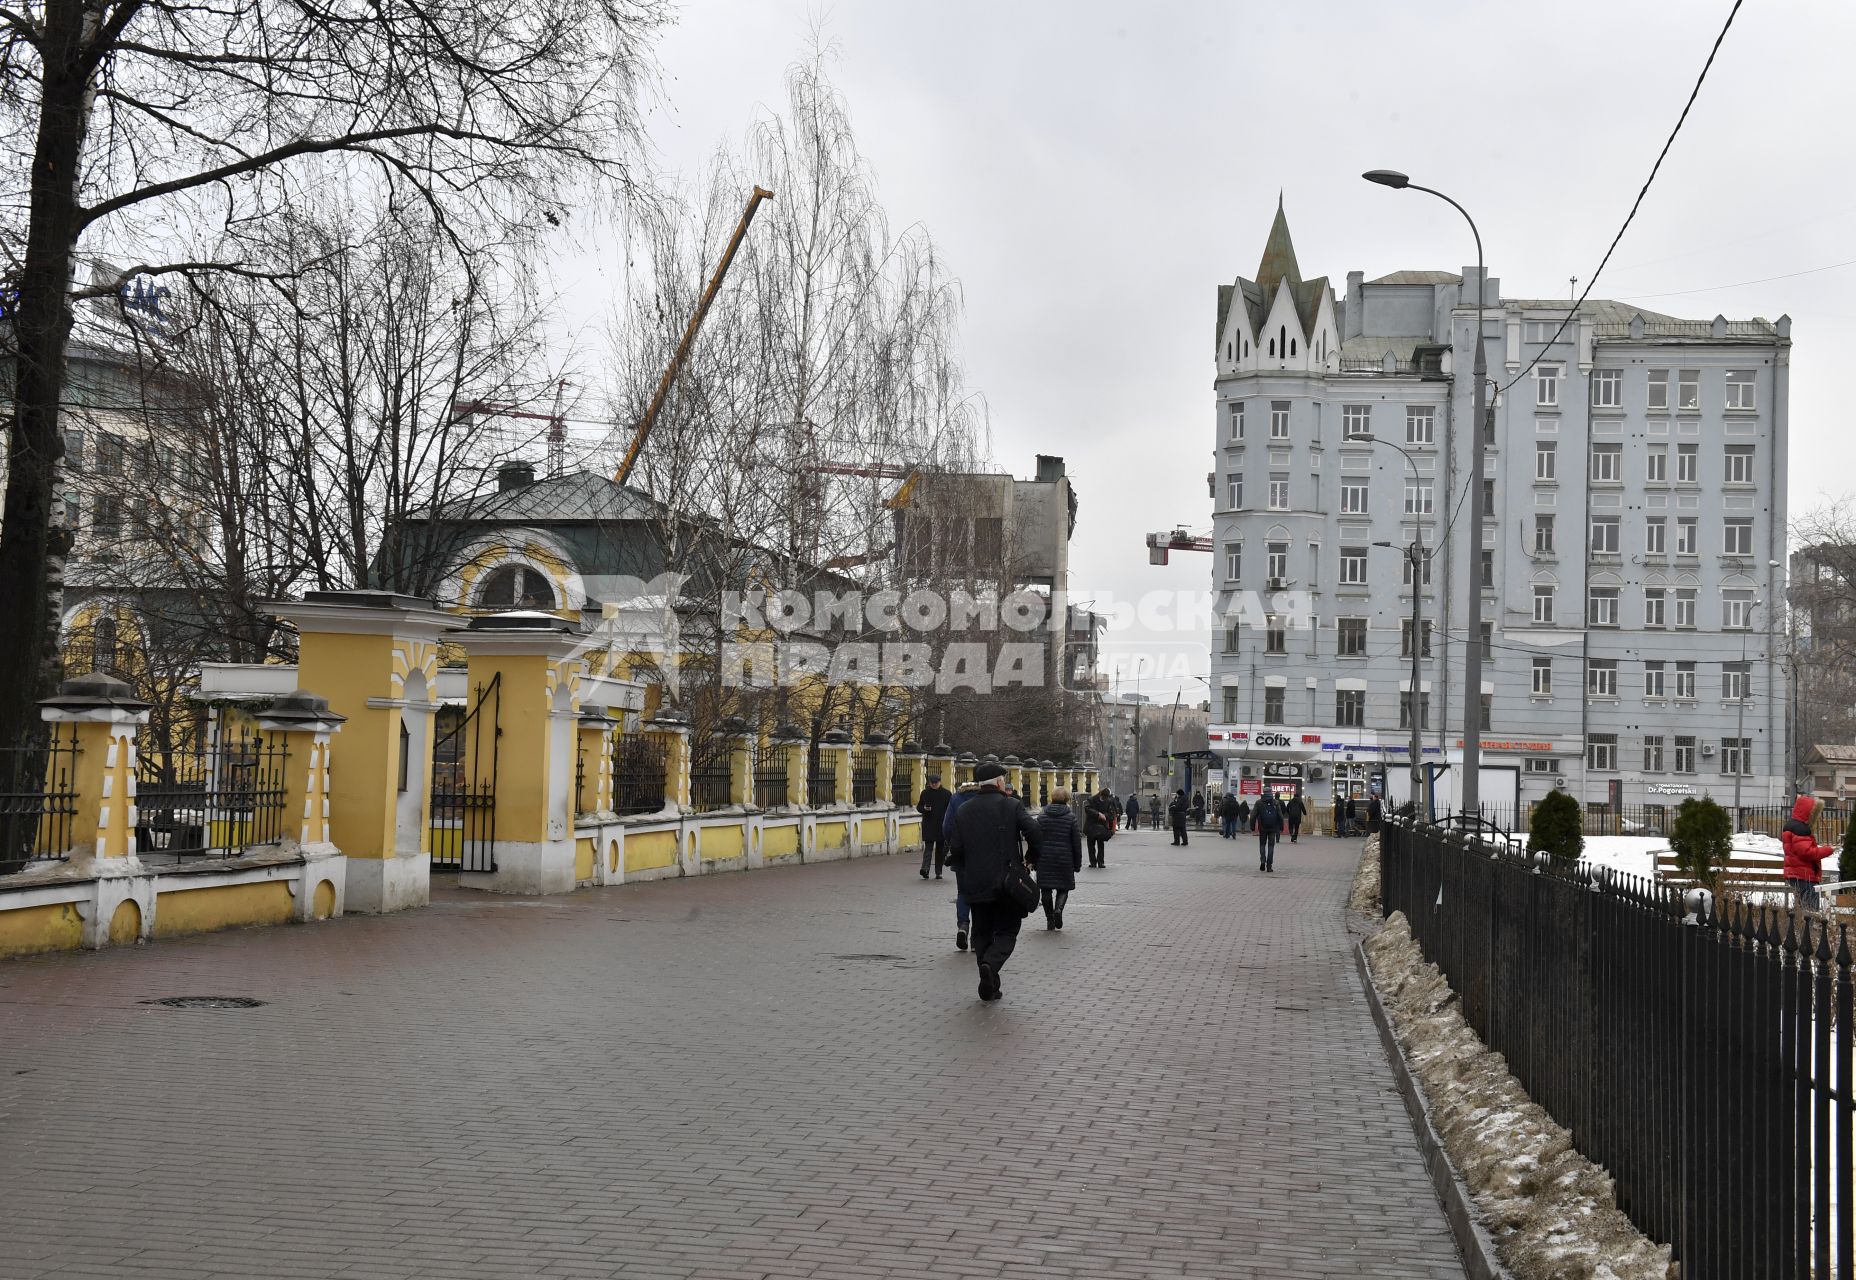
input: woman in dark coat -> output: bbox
[1124,792,1141,830]
[1082,790,1114,868]
[1035,788,1084,929]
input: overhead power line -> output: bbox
[1500,0,1746,394]
[1618,256,1856,301]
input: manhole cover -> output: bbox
[142,996,266,1010]
[831,954,904,962]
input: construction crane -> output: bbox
[804,461,923,509]
[451,380,569,472]
[613,185,774,487]
[1146,528,1214,565]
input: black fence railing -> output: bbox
[612,734,667,816]
[754,753,788,809]
[891,766,912,811]
[0,731,81,875]
[137,733,289,859]
[807,746,836,806]
[1457,801,1851,844]
[1381,820,1854,1279]
[688,754,733,813]
[851,753,878,806]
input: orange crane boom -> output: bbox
[614,185,773,487]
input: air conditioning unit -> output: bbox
[1554,777,1568,788]
[1701,743,1717,756]
[1307,765,1325,781]
[1268,577,1286,591]
[1241,765,1255,778]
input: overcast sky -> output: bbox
[550,0,1855,706]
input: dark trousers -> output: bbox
[1287,817,1302,842]
[1258,831,1278,869]
[1171,818,1188,845]
[1040,886,1069,926]
[1126,811,1139,830]
[1220,815,1237,838]
[1086,835,1106,866]
[921,835,946,876]
[969,901,1022,972]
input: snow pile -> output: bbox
[1347,834,1382,912]
[1366,914,1674,1280]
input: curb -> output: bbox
[1353,938,1511,1280]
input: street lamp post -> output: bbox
[1363,169,1489,816]
[1361,433,1428,814]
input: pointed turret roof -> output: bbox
[1255,195,1302,297]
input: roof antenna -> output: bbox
[1570,276,1578,300]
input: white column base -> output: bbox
[344,851,430,913]
[458,839,576,896]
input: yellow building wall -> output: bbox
[625,829,679,874]
[699,823,745,862]
[154,882,294,939]
[0,902,85,959]
[575,836,596,882]
[897,818,922,845]
[298,632,399,860]
[763,824,800,858]
[816,821,849,851]
[858,818,886,846]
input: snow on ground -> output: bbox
[1365,914,1674,1279]
[1482,832,1787,884]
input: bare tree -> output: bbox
[0,0,667,750]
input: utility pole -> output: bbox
[1363,432,1428,816]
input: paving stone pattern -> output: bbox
[0,828,1463,1279]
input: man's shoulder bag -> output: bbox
[998,856,1039,915]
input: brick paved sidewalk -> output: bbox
[0,827,1462,1279]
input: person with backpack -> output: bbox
[1083,789,1115,868]
[1254,791,1284,872]
[1284,791,1307,843]
[1782,794,1837,912]
[1035,787,1084,929]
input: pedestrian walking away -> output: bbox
[942,780,982,951]
[1167,788,1189,846]
[1235,797,1251,833]
[1284,792,1306,843]
[1254,792,1283,872]
[1219,791,1240,840]
[1344,794,1359,838]
[1190,791,1206,830]
[1367,793,1383,834]
[1083,788,1115,867]
[1782,794,1836,913]
[916,773,951,879]
[1124,791,1141,831]
[1036,788,1084,929]
[948,763,1041,1001]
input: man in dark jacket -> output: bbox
[1167,789,1189,846]
[916,774,951,879]
[948,763,1041,1000]
[1219,792,1240,839]
[1124,792,1141,830]
[1366,794,1383,833]
[1254,792,1284,872]
[1148,793,1162,829]
[1284,792,1307,843]
[1083,790,1114,868]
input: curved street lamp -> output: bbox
[1363,169,1491,816]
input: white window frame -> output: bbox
[1588,659,1618,698]
[1676,444,1698,484]
[1645,518,1667,556]
[1674,589,1697,629]
[1724,518,1753,557]
[1590,368,1623,408]
[1590,516,1620,555]
[1724,445,1754,485]
[1227,476,1243,509]
[1723,662,1750,701]
[1591,443,1622,483]
[1339,478,1369,515]
[1678,369,1700,411]
[1224,543,1241,582]
[1533,584,1555,624]
[1405,405,1435,446]
[1266,542,1288,581]
[1337,616,1368,655]
[1645,661,1666,699]
[1726,369,1756,411]
[1338,548,1368,586]
[1537,364,1561,408]
[1644,588,1666,629]
[1268,477,1290,511]
[1270,401,1291,440]
[1535,441,1557,481]
[1531,657,1552,695]
[1674,662,1697,700]
[1643,736,1665,773]
[1674,736,1697,773]
[1403,481,1433,515]
[1587,734,1618,772]
[1647,369,1669,411]
[1646,446,1668,484]
[1588,588,1619,627]
[1676,518,1698,555]
[1723,594,1754,630]
[1534,515,1555,554]
[1228,403,1244,441]
[1342,405,1372,439]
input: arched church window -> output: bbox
[92,616,118,673]
[477,564,556,610]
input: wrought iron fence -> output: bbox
[430,676,499,873]
[612,733,667,816]
[851,752,878,805]
[1381,820,1855,1279]
[137,732,288,859]
[688,751,733,812]
[891,764,913,810]
[752,745,789,809]
[0,730,80,875]
[807,745,836,806]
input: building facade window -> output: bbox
[1591,369,1623,408]
[1675,587,1698,628]
[1536,441,1557,481]
[1722,737,1751,776]
[1336,689,1365,727]
[1533,584,1555,624]
[1676,518,1699,555]
[1480,621,1493,660]
[1405,405,1435,445]
[1588,658,1618,698]
[1537,365,1560,407]
[1647,369,1669,411]
[1481,549,1495,590]
[1228,403,1244,441]
[1677,444,1699,483]
[1264,686,1285,724]
[1646,518,1667,556]
[1265,621,1286,654]
[1342,405,1371,438]
[1337,617,1367,655]
[1400,619,1434,658]
[1402,550,1433,588]
[1266,542,1288,581]
[1228,476,1243,509]
[1724,445,1755,484]
[1534,515,1555,554]
[1340,478,1369,514]
[1723,661,1750,701]
[1726,369,1757,411]
[1338,547,1367,585]
[1524,757,1562,774]
[1678,369,1700,411]
[1675,662,1697,700]
[1723,592,1755,630]
[1588,587,1619,627]
[1404,481,1433,515]
[1645,660,1666,698]
[1644,588,1666,629]
[1724,517,1754,556]
[1399,692,1430,730]
[1647,445,1668,483]
[1268,476,1290,510]
[1588,734,1618,771]
[1532,657,1553,695]
[1270,401,1291,439]
[1674,736,1697,773]
[1644,736,1665,772]
[1224,543,1241,582]
[1591,516,1620,555]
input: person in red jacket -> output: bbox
[1781,794,1836,912]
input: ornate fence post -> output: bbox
[866,732,894,805]
[954,751,978,788]
[777,722,810,808]
[1083,762,1100,796]
[576,706,618,817]
[724,717,756,807]
[1023,761,1042,807]
[1004,755,1024,799]
[645,711,692,810]
[897,740,927,811]
[40,674,148,867]
[930,744,956,794]
[254,690,347,921]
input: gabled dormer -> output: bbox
[1217,197,1340,378]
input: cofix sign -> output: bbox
[1251,731,1293,748]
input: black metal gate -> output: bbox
[430,674,499,873]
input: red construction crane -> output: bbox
[1146,528,1214,565]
